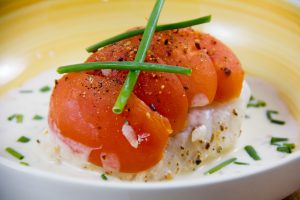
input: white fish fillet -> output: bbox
[43,81,251,182]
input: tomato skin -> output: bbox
[49,28,245,173]
[86,37,189,133]
[49,72,172,173]
[198,33,244,102]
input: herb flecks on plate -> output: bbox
[101,173,108,181]
[266,110,286,125]
[247,96,267,108]
[32,115,43,120]
[19,90,33,93]
[39,85,51,93]
[204,157,237,175]
[244,145,261,161]
[234,161,249,165]
[5,147,24,160]
[270,137,295,154]
[17,136,31,143]
[7,114,24,123]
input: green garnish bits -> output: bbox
[7,114,23,123]
[5,147,24,160]
[19,90,33,93]
[17,136,31,143]
[112,0,165,114]
[86,15,211,53]
[247,96,266,108]
[20,162,29,166]
[266,110,285,125]
[234,161,249,165]
[101,173,108,181]
[270,137,295,154]
[33,115,44,120]
[40,85,51,92]
[244,145,261,160]
[270,137,288,145]
[204,157,237,175]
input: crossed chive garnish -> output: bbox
[56,0,212,114]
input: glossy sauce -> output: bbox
[0,71,299,181]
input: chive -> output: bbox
[277,146,292,154]
[16,114,23,123]
[101,173,108,180]
[247,96,267,108]
[5,147,24,160]
[234,161,249,165]
[39,85,51,92]
[283,143,295,149]
[20,162,29,166]
[86,15,211,52]
[17,136,30,143]
[204,158,237,175]
[244,145,261,160]
[32,115,43,120]
[19,90,33,93]
[57,62,191,75]
[8,114,23,123]
[7,114,16,121]
[270,137,288,145]
[266,110,286,125]
[112,0,165,114]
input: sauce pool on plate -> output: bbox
[0,70,298,181]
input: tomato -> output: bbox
[198,33,244,102]
[49,72,172,172]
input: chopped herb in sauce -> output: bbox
[101,173,108,180]
[7,114,23,123]
[5,147,24,160]
[17,136,30,143]
[234,161,249,165]
[283,143,295,149]
[277,146,292,154]
[270,137,295,154]
[33,115,43,120]
[20,162,29,166]
[270,137,288,145]
[39,85,51,92]
[247,96,267,108]
[19,90,33,93]
[244,145,261,160]
[204,157,237,175]
[266,110,285,125]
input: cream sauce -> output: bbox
[0,71,299,182]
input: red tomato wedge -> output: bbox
[49,72,172,173]
[86,38,189,133]
[198,33,244,102]
[148,29,218,107]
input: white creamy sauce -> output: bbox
[0,71,299,182]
